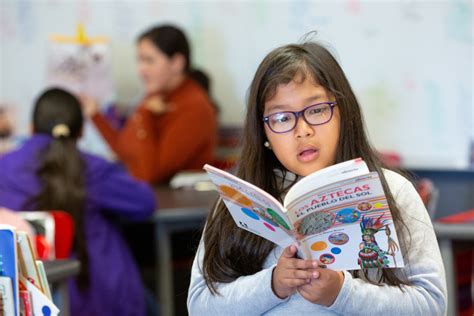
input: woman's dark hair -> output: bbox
[138,24,219,111]
[202,42,411,294]
[188,69,210,93]
[30,88,89,290]
[138,24,190,72]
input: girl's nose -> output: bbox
[294,117,314,138]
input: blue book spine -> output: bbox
[0,227,18,316]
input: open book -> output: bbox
[204,158,404,270]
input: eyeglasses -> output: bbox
[263,101,337,134]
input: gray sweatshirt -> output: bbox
[187,170,447,315]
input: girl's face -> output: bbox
[263,75,340,177]
[137,39,181,94]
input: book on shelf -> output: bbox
[0,224,59,316]
[0,276,15,316]
[0,225,19,316]
[204,158,404,270]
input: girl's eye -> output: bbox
[308,108,323,115]
[307,106,327,115]
[271,113,293,123]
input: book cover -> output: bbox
[20,275,59,316]
[0,225,19,316]
[36,261,52,300]
[204,158,404,270]
[0,276,15,316]
[17,231,43,292]
[19,289,33,316]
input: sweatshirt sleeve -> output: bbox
[145,104,216,182]
[92,106,158,182]
[187,240,288,315]
[91,111,121,153]
[327,180,447,315]
[92,101,216,184]
[91,162,156,221]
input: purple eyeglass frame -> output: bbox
[263,101,337,134]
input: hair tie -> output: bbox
[51,124,70,138]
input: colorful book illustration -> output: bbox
[204,158,405,270]
[0,225,19,316]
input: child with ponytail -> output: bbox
[0,88,155,316]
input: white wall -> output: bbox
[0,0,472,168]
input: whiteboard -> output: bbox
[0,0,472,169]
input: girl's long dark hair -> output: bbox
[203,42,411,294]
[29,88,89,290]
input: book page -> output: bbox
[204,165,295,248]
[283,158,369,207]
[285,172,404,270]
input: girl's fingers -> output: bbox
[289,269,319,279]
[285,258,321,270]
[284,278,312,288]
[281,244,298,258]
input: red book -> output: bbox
[19,290,32,316]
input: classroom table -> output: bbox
[44,259,80,316]
[154,186,217,316]
[433,222,474,316]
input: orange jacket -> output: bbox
[92,78,218,183]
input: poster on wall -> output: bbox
[45,25,116,158]
[46,25,114,104]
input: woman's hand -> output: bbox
[272,244,320,299]
[79,95,99,118]
[296,268,344,306]
[144,95,170,115]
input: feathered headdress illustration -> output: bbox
[360,214,388,235]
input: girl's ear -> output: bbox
[29,123,34,135]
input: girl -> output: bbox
[82,24,218,183]
[0,88,155,316]
[187,42,446,315]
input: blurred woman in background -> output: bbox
[83,24,218,183]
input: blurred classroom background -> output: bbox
[0,1,472,316]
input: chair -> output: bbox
[415,178,439,219]
[50,211,74,259]
[213,125,242,171]
[19,211,74,260]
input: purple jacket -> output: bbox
[0,134,155,316]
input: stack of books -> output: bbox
[0,225,59,316]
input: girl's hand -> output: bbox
[272,244,319,299]
[296,268,344,306]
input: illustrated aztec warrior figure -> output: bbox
[358,214,399,268]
